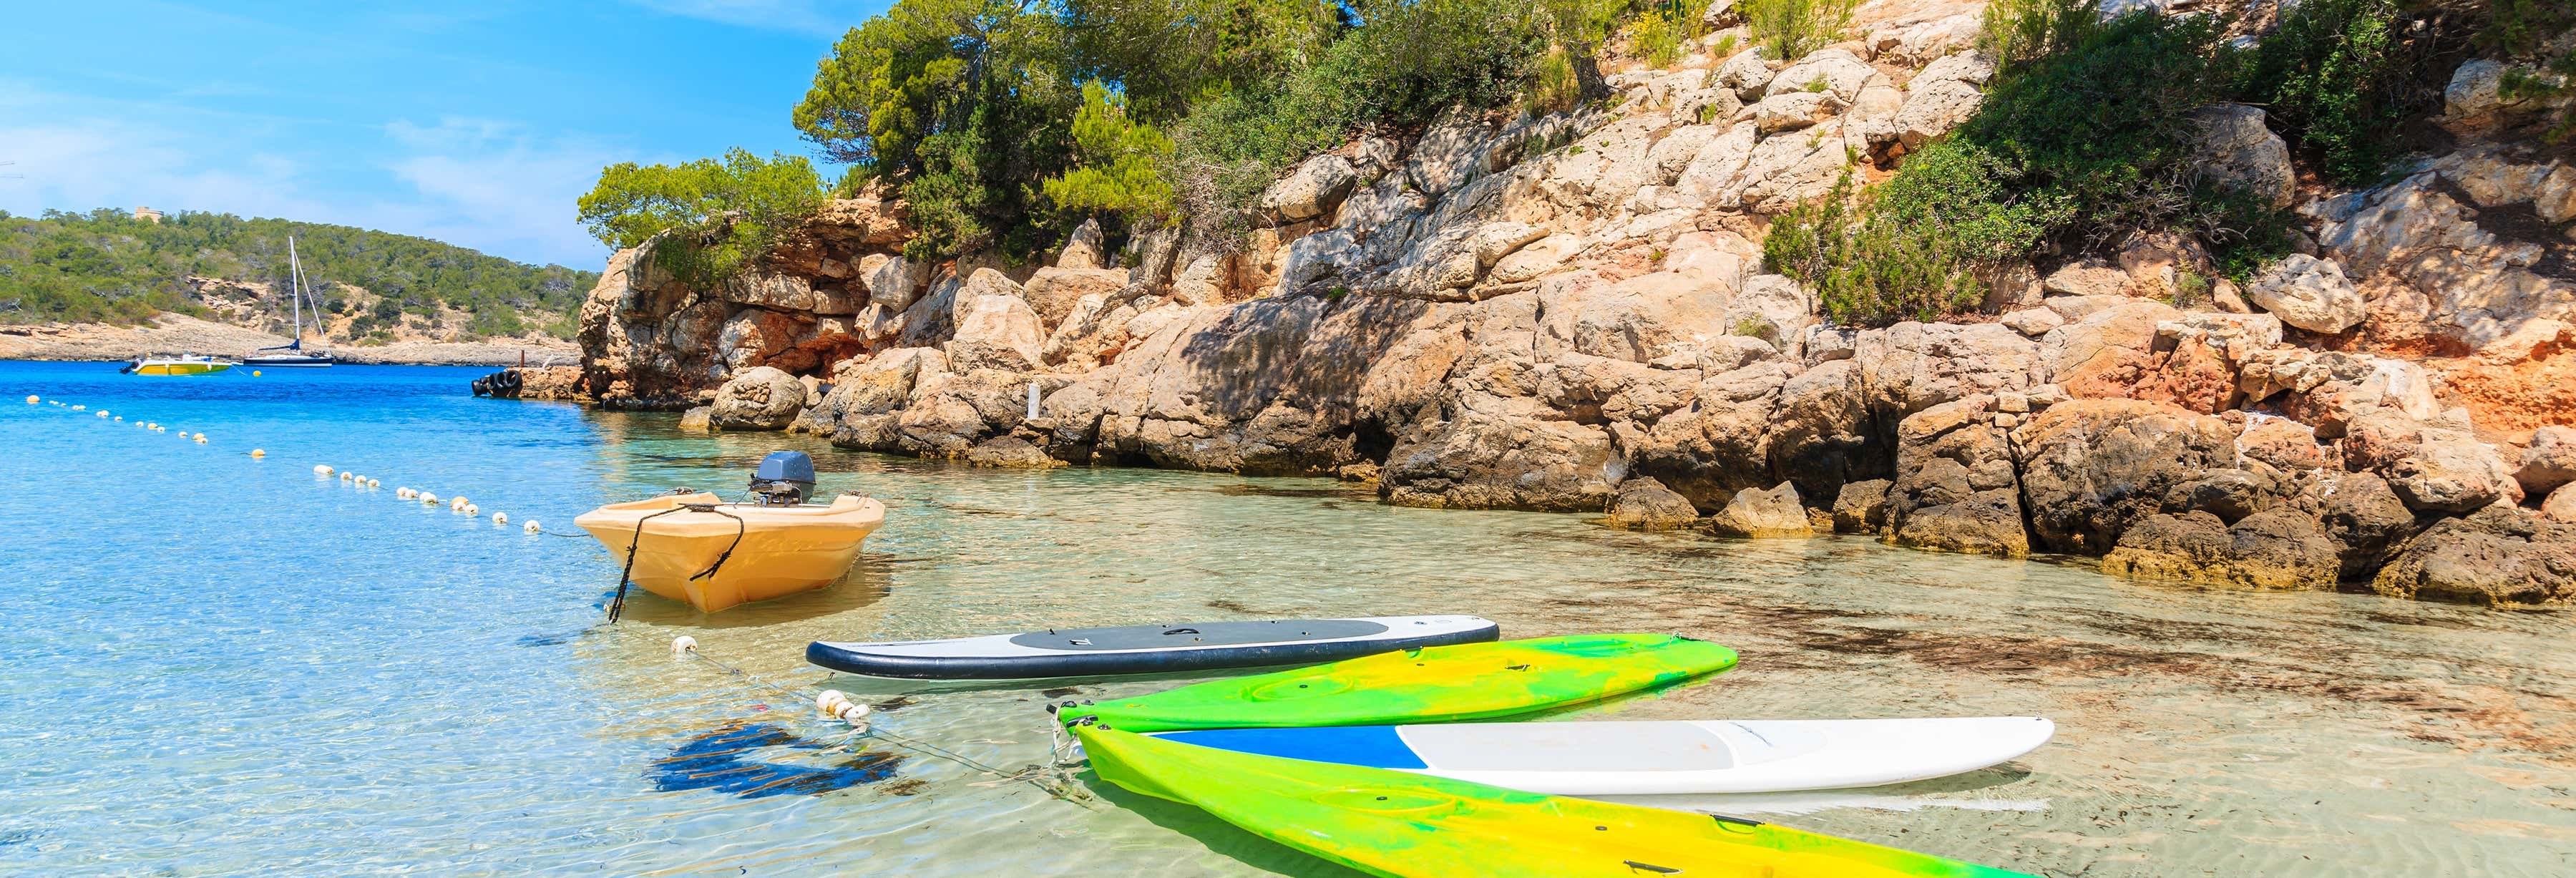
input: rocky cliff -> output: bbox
[556,4,2576,607]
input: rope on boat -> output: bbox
[675,640,1096,806]
[610,505,693,623]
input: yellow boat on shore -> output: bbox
[577,490,886,613]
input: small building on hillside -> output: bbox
[132,207,164,223]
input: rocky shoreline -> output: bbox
[536,4,2576,607]
[0,313,579,367]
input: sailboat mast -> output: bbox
[287,236,305,348]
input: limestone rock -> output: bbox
[1753,92,1846,134]
[2243,255,2366,333]
[1021,266,1130,329]
[861,254,930,311]
[2387,436,2524,513]
[2041,261,2128,298]
[708,366,807,431]
[2101,509,2340,590]
[946,293,1045,372]
[965,435,1066,469]
[1058,218,1106,269]
[1711,482,1813,538]
[1833,479,1892,534]
[677,405,712,431]
[1765,49,1875,102]
[1715,48,1775,101]
[2321,472,2418,580]
[2372,504,2576,605]
[1892,70,1986,151]
[2517,426,2576,497]
[2188,104,2296,209]
[1888,398,2029,557]
[2016,399,2240,554]
[1263,153,1360,223]
[2545,484,2576,522]
[1606,477,1700,530]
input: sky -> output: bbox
[0,1,894,269]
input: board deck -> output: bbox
[1149,716,2054,795]
[805,615,1499,679]
[1055,635,1738,733]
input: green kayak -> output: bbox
[1078,726,2034,877]
[1057,634,1736,733]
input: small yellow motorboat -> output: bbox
[576,452,885,614]
[123,353,235,376]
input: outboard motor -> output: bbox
[748,451,817,506]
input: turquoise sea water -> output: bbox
[4,358,2575,876]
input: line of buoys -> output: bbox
[39,393,540,541]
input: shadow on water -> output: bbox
[648,720,904,799]
[1080,774,1373,878]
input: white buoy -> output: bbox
[21,396,34,404]
[249,449,266,458]
[314,465,334,476]
[365,479,380,488]
[192,435,207,444]
[522,520,541,534]
[671,635,698,655]
[419,492,439,505]
[816,691,850,714]
[70,404,84,411]
[339,472,353,481]
[96,411,108,418]
[838,703,871,726]
[450,496,469,512]
[491,512,508,525]
[462,504,479,515]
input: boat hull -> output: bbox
[131,361,233,376]
[575,492,885,613]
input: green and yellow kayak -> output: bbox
[1079,726,2035,877]
[1058,634,1736,733]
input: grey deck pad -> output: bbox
[1005,619,1390,652]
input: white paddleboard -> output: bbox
[806,615,1500,679]
[1150,716,2054,795]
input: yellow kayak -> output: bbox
[1078,726,2036,878]
[575,491,884,613]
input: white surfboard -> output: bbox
[1150,716,2054,796]
[806,615,1500,679]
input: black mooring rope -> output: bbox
[686,505,748,584]
[609,505,691,623]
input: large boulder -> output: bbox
[1710,482,1814,538]
[2188,104,2297,209]
[1263,154,1360,223]
[1020,266,1129,329]
[2386,434,2524,514]
[2243,255,2366,334]
[1380,392,1624,511]
[2014,399,2240,555]
[2321,471,2419,580]
[1833,479,1893,534]
[2100,509,2341,590]
[2372,504,2576,605]
[946,293,1046,372]
[1764,49,1876,102]
[1605,477,1700,530]
[1887,398,2029,557]
[707,366,809,431]
[1891,52,1994,151]
[2517,426,2576,497]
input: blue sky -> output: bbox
[0,1,892,269]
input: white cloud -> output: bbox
[626,0,874,35]
[0,87,631,268]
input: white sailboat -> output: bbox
[243,236,335,368]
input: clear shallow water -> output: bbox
[3,359,2574,877]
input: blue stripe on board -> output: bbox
[1153,726,1427,770]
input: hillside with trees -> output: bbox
[0,208,597,341]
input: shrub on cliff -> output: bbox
[2234,0,2482,186]
[1044,81,1179,225]
[576,149,831,286]
[1743,0,1857,60]
[1768,1,2293,326]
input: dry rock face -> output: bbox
[560,30,2576,608]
